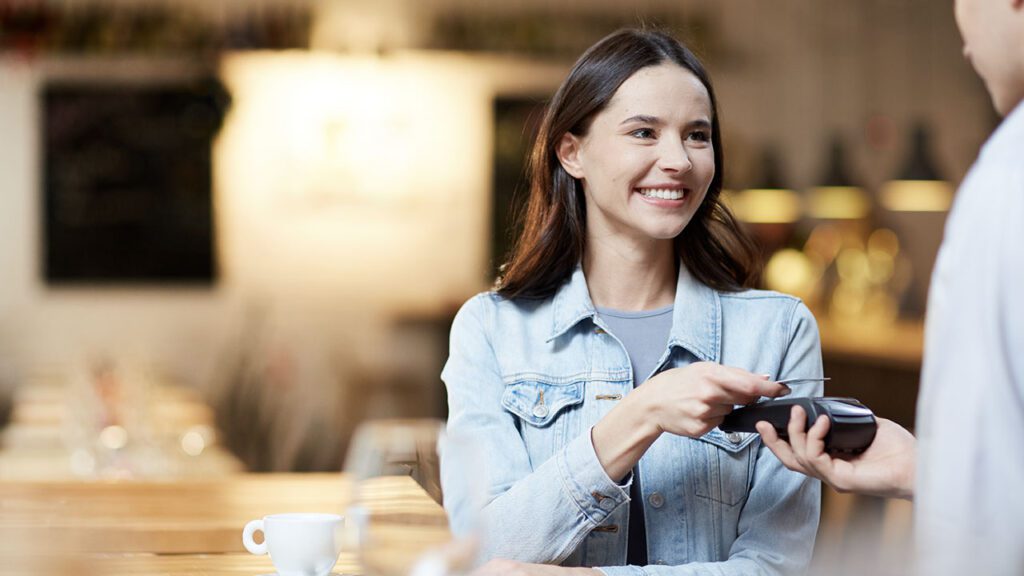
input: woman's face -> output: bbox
[558,63,716,245]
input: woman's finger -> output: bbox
[709,367,788,404]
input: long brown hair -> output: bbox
[496,29,760,300]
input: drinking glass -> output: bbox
[343,418,485,576]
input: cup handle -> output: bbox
[242,519,267,555]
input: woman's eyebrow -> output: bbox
[619,116,712,130]
[619,114,662,126]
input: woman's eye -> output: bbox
[630,128,656,139]
[688,130,710,142]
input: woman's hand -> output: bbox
[593,362,790,481]
[471,560,600,576]
[757,406,916,500]
[641,362,791,438]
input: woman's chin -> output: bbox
[640,218,695,241]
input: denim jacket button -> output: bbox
[648,492,665,508]
[591,491,616,511]
[727,432,742,444]
[532,404,549,418]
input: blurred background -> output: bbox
[0,0,996,571]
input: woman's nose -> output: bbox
[657,139,693,173]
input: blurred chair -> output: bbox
[208,300,455,473]
[208,302,367,472]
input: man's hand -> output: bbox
[756,406,917,500]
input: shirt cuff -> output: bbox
[556,426,631,524]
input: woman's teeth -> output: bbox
[639,188,685,200]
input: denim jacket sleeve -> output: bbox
[441,294,631,563]
[597,302,823,576]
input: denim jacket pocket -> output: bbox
[501,378,585,428]
[502,379,585,467]
[689,429,758,507]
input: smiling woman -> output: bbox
[495,29,759,301]
[440,29,824,575]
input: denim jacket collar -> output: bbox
[546,262,721,362]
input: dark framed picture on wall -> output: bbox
[491,96,546,278]
[41,64,230,285]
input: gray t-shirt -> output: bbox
[596,305,674,384]
[596,304,674,565]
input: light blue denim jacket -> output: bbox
[441,264,822,575]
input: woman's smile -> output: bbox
[634,185,689,204]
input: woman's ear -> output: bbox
[556,133,585,179]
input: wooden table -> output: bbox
[0,473,449,575]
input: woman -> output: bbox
[441,29,822,575]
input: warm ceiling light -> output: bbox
[880,180,953,212]
[735,147,801,224]
[809,186,871,219]
[808,136,870,219]
[881,123,953,212]
[733,188,802,224]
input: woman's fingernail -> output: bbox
[761,374,772,380]
[778,384,792,396]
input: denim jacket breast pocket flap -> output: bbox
[699,429,758,453]
[689,429,759,506]
[501,380,584,428]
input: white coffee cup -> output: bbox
[242,513,344,576]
